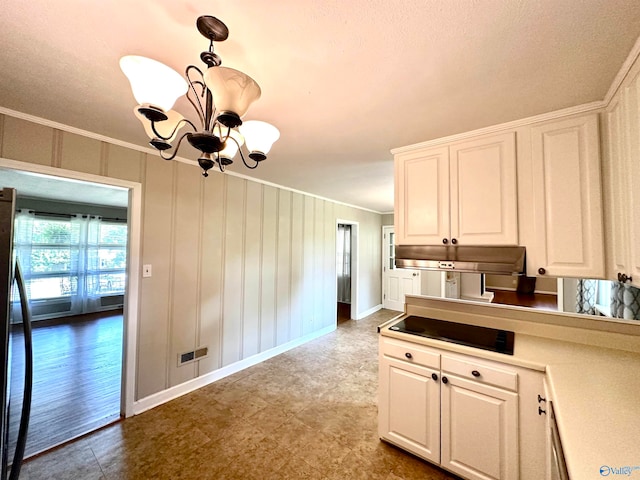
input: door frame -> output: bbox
[0,157,141,418]
[336,219,359,320]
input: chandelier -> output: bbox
[120,15,280,177]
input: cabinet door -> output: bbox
[603,96,630,279]
[623,70,640,286]
[379,355,440,463]
[449,132,518,245]
[441,374,519,480]
[395,147,450,245]
[531,114,604,278]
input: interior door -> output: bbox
[383,226,421,311]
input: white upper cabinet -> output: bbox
[395,146,449,245]
[604,61,640,288]
[395,132,518,246]
[625,69,640,286]
[529,114,605,279]
[449,132,518,246]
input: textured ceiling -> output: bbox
[1,0,640,212]
[0,168,129,208]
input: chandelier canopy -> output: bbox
[120,15,279,177]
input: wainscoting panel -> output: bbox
[105,144,144,182]
[137,157,174,398]
[302,196,316,336]
[169,161,201,387]
[197,171,225,375]
[221,175,246,366]
[276,190,292,345]
[290,192,305,341]
[1,116,54,166]
[60,131,102,175]
[260,185,278,351]
[243,180,263,358]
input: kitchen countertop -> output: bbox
[379,316,640,479]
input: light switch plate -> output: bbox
[143,264,152,277]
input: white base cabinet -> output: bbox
[441,374,518,480]
[379,353,441,463]
[379,335,546,480]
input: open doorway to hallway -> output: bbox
[336,220,359,322]
[336,223,352,324]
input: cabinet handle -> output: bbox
[442,238,448,245]
[442,376,448,384]
[405,352,413,359]
[451,238,457,245]
[538,267,546,275]
[538,406,547,416]
[619,273,633,284]
[412,273,417,277]
[471,370,481,377]
[432,373,438,381]
[538,394,546,403]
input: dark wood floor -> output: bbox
[487,289,558,311]
[337,302,351,324]
[9,311,123,458]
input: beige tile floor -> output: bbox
[20,309,461,480]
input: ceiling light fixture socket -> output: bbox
[137,105,168,122]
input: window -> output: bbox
[13,211,127,318]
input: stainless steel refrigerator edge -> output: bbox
[1,187,33,480]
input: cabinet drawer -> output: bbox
[381,337,440,369]
[442,355,518,391]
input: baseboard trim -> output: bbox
[132,324,336,415]
[356,303,382,320]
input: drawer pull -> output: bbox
[471,370,481,377]
[431,373,438,381]
[405,352,413,359]
[442,376,449,384]
[538,406,547,416]
[538,394,546,403]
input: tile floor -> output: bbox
[20,309,460,480]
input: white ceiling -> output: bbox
[1,0,640,213]
[0,167,129,208]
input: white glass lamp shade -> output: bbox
[203,66,261,118]
[239,121,280,155]
[134,108,185,142]
[213,125,244,159]
[120,56,188,112]
[219,139,239,160]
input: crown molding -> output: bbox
[390,101,604,155]
[604,34,640,106]
[0,107,385,215]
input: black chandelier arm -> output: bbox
[214,152,225,173]
[151,117,198,142]
[236,141,260,170]
[158,132,191,161]
[186,65,207,126]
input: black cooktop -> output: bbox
[388,316,515,355]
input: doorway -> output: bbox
[0,158,141,454]
[336,223,351,323]
[382,226,421,311]
[336,220,359,321]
